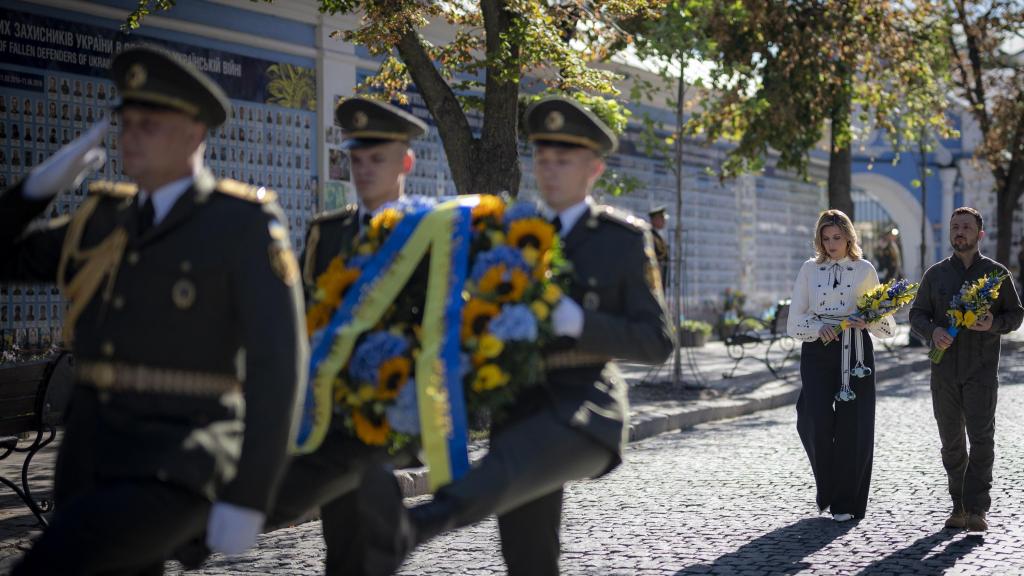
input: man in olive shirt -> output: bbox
[909,207,1023,532]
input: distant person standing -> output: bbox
[649,206,669,290]
[875,229,903,283]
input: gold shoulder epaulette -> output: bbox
[215,179,278,204]
[598,205,648,233]
[313,204,358,225]
[87,180,138,198]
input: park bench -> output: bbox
[722,300,795,379]
[0,351,74,527]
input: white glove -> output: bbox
[23,119,109,200]
[552,297,585,337]
[205,501,266,556]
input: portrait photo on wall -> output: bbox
[328,148,350,181]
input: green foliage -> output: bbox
[124,0,176,31]
[630,0,954,182]
[678,319,712,336]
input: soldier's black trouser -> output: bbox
[930,371,998,514]
[421,408,613,576]
[12,479,209,576]
[796,337,876,518]
[270,427,412,576]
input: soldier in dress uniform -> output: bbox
[648,205,670,290]
[357,96,676,576]
[261,98,427,575]
[1,46,307,574]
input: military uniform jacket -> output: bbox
[301,204,360,292]
[909,253,1024,382]
[0,172,307,512]
[537,203,675,474]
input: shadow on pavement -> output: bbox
[673,517,854,575]
[854,530,984,575]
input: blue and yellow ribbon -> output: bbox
[293,197,476,490]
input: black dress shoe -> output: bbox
[358,464,415,576]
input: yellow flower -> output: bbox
[479,265,529,303]
[472,194,506,230]
[316,264,360,308]
[357,384,376,403]
[376,356,411,401]
[472,364,510,392]
[521,246,539,267]
[305,304,332,337]
[478,334,505,359]
[368,208,403,240]
[507,217,555,256]
[488,230,506,246]
[462,298,501,340]
[531,300,550,321]
[963,311,977,327]
[542,283,562,305]
[353,410,390,446]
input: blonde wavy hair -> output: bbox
[813,209,863,263]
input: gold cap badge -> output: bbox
[352,110,369,129]
[544,110,565,131]
[126,63,147,90]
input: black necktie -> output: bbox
[138,197,155,233]
[551,215,562,234]
[361,212,372,228]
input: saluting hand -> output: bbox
[23,119,108,200]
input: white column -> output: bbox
[939,166,958,252]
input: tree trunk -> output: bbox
[994,163,1024,266]
[828,132,854,219]
[827,76,854,220]
[476,0,522,197]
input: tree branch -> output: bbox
[955,0,992,136]
[395,29,477,193]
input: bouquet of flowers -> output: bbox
[302,195,569,453]
[461,197,569,419]
[928,270,1007,364]
[827,278,919,339]
[305,197,436,451]
[827,278,918,401]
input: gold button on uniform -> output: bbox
[101,341,115,357]
[127,251,140,265]
[113,295,125,310]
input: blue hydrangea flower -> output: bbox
[470,246,530,282]
[385,378,420,435]
[378,195,437,215]
[489,304,538,342]
[505,201,540,224]
[350,332,408,384]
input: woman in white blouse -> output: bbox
[787,210,896,522]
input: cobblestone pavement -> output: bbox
[182,350,1024,576]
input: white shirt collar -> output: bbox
[543,197,592,237]
[138,176,194,226]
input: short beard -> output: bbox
[951,238,977,253]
